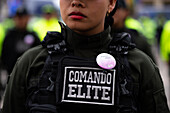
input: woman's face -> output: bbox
[60,0,116,36]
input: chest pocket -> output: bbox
[53,56,120,113]
[26,31,138,113]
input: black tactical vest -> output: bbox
[26,24,138,113]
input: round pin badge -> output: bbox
[96,53,116,69]
[24,35,35,45]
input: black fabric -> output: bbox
[111,28,156,63]
[1,28,40,74]
[108,32,137,113]
[56,55,117,113]
[26,24,138,113]
[65,25,112,58]
[26,23,67,113]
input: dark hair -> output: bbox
[104,1,118,29]
[117,0,127,8]
[15,6,29,16]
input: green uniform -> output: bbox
[1,25,169,113]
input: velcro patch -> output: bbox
[62,67,116,105]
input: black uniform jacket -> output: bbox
[1,25,170,113]
[1,28,40,74]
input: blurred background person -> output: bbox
[31,4,61,41]
[138,15,157,45]
[1,6,40,75]
[155,14,166,50]
[0,23,5,58]
[112,0,156,63]
[124,0,156,46]
[160,20,170,75]
[0,0,169,109]
[124,0,144,36]
[0,22,5,105]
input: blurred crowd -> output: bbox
[0,0,170,108]
[0,3,62,106]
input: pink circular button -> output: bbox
[96,53,116,69]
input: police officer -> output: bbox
[1,6,40,75]
[31,4,61,41]
[1,0,170,113]
[0,23,5,104]
[160,20,170,75]
[112,0,156,63]
[0,23,5,57]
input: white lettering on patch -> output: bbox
[62,67,116,105]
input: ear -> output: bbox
[108,0,117,13]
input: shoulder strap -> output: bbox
[39,22,68,92]
[27,29,138,113]
[109,32,138,113]
[109,32,136,55]
[41,22,67,55]
[26,23,67,113]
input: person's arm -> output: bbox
[1,32,13,73]
[129,49,169,113]
[1,58,28,113]
[1,45,47,113]
[140,59,169,113]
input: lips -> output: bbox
[69,12,86,19]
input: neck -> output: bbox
[65,26,112,58]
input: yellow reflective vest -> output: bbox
[0,23,5,56]
[160,20,170,61]
[32,17,61,41]
[125,17,144,34]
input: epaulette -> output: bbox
[41,22,67,55]
[109,32,136,55]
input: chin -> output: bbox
[72,27,89,35]
[67,22,88,31]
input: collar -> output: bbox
[66,26,112,49]
[65,26,112,58]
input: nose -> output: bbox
[71,0,85,8]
